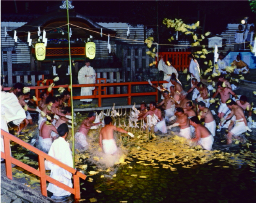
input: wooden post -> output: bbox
[7,50,12,87]
[24,75,28,84]
[73,174,81,201]
[138,48,142,69]
[16,76,20,83]
[130,48,135,82]
[116,71,120,94]
[98,84,102,107]
[31,75,36,86]
[38,156,47,197]
[128,83,131,105]
[109,72,114,94]
[4,137,12,180]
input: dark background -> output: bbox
[2,0,255,36]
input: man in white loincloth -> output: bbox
[75,111,101,152]
[157,90,175,121]
[168,107,191,139]
[184,101,196,119]
[38,114,58,153]
[45,123,73,201]
[78,60,96,104]
[236,95,252,124]
[186,78,200,101]
[55,107,71,129]
[99,116,134,155]
[170,78,186,97]
[141,102,167,134]
[196,82,210,108]
[190,116,214,150]
[198,101,216,137]
[224,99,252,145]
[212,81,238,120]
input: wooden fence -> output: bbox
[155,51,191,71]
[1,129,86,201]
[3,81,167,107]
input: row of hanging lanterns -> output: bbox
[15,27,97,61]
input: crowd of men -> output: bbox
[141,53,253,150]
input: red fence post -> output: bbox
[128,84,131,105]
[98,84,102,107]
[3,136,12,180]
[73,174,81,201]
[38,155,47,197]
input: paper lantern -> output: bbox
[86,42,96,59]
[35,43,46,61]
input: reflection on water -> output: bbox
[73,112,256,203]
[9,111,256,203]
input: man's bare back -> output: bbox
[185,109,196,118]
[193,124,211,142]
[40,121,58,139]
[99,124,128,148]
[200,107,214,123]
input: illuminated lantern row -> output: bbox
[35,42,96,61]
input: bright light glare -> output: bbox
[241,20,246,24]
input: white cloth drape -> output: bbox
[189,59,200,83]
[78,66,96,102]
[158,59,179,82]
[45,137,73,197]
[1,92,26,156]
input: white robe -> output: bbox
[1,92,26,155]
[45,137,73,197]
[158,59,178,82]
[78,66,96,102]
[213,59,228,74]
[189,59,200,84]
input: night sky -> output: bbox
[1,1,255,35]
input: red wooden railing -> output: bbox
[155,52,191,71]
[3,81,167,107]
[1,130,86,201]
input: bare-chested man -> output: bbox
[138,102,148,120]
[37,114,58,153]
[178,95,190,109]
[55,107,71,129]
[75,112,101,151]
[212,81,238,119]
[237,95,253,127]
[157,91,175,121]
[198,101,216,137]
[39,92,48,110]
[190,116,214,150]
[224,99,251,145]
[196,82,210,108]
[218,75,231,89]
[168,107,191,139]
[170,78,185,96]
[141,102,167,134]
[99,116,134,155]
[184,101,196,118]
[186,78,200,101]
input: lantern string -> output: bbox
[13,22,246,48]
[66,0,76,168]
